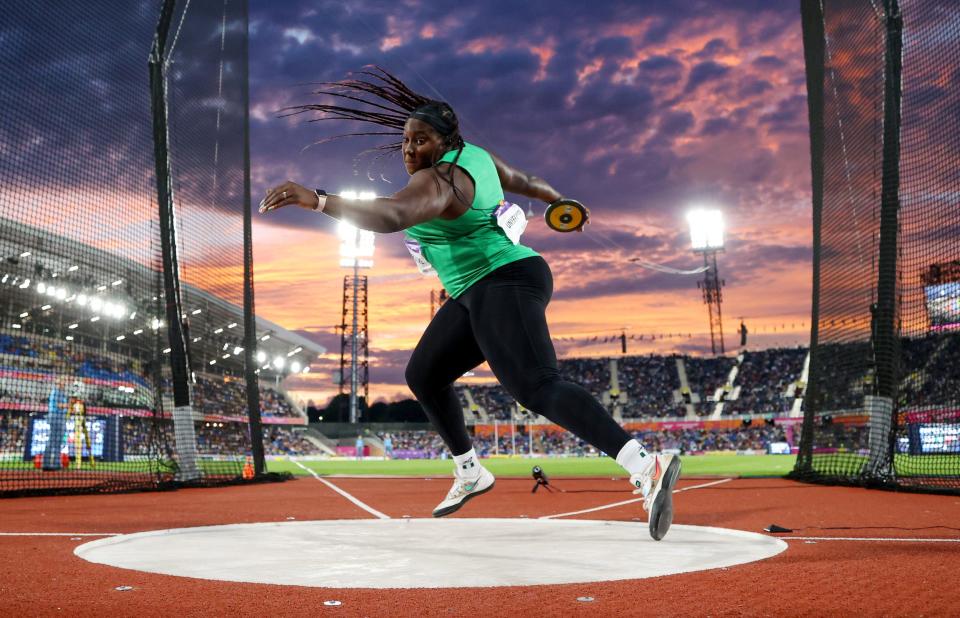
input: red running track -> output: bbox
[1,476,959,617]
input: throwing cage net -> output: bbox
[792,0,960,493]
[0,0,271,497]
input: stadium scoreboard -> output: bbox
[922,261,960,331]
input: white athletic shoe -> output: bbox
[630,454,682,541]
[432,465,495,518]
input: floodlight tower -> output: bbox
[338,190,376,424]
[687,209,726,355]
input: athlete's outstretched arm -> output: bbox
[488,152,563,203]
[259,166,461,233]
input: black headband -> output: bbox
[409,104,457,137]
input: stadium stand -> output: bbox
[683,355,736,416]
[726,348,807,416]
[618,355,684,418]
[558,357,610,400]
[376,424,792,459]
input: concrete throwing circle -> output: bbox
[75,519,787,588]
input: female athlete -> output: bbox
[259,68,680,540]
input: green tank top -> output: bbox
[405,142,539,298]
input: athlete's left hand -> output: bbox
[259,181,319,213]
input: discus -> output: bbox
[544,199,589,232]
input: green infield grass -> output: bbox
[268,453,798,478]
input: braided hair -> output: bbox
[283,66,470,206]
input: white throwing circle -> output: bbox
[75,518,787,588]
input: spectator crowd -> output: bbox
[120,417,324,457]
[374,424,791,459]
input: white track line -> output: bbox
[673,477,733,494]
[0,532,119,537]
[540,478,732,520]
[782,536,960,543]
[291,459,390,520]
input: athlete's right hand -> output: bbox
[259,181,320,214]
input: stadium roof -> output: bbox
[0,215,323,377]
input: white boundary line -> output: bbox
[783,536,960,543]
[291,459,390,520]
[0,532,120,537]
[540,478,733,520]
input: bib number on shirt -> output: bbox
[494,200,527,245]
[404,237,437,275]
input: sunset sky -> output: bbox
[246,0,815,406]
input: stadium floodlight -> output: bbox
[55,287,66,300]
[338,189,377,425]
[686,208,725,252]
[133,329,143,335]
[302,366,310,374]
[256,350,266,363]
[67,265,79,272]
[19,278,30,289]
[77,294,88,306]
[290,361,302,373]
[686,208,727,354]
[273,356,285,370]
[260,334,271,341]
[41,304,51,311]
[46,286,56,297]
[111,279,122,287]
[233,346,243,355]
[90,297,103,312]
[339,222,376,267]
[338,190,377,269]
[36,282,46,294]
[151,317,161,330]
[68,323,78,329]
[19,251,30,258]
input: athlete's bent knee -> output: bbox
[404,361,426,399]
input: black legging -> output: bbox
[405,255,632,457]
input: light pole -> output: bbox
[338,191,376,424]
[686,209,726,355]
